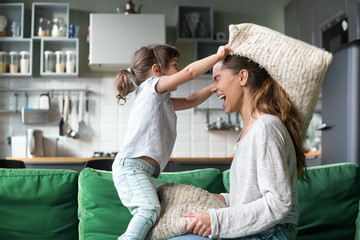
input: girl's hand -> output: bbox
[182,212,211,237]
[217,46,232,59]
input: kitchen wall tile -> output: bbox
[1,77,239,159]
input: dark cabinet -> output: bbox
[285,0,358,48]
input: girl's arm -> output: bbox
[156,46,231,94]
[172,85,213,111]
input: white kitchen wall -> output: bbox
[0,76,240,159]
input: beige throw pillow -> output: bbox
[147,182,226,240]
[228,23,333,139]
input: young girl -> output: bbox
[112,44,232,240]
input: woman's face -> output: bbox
[211,62,243,114]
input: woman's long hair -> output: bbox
[222,55,306,177]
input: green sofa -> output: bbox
[0,163,359,240]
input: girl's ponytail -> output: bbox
[114,69,136,104]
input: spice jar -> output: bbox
[51,17,66,37]
[55,51,65,73]
[9,51,19,73]
[44,50,55,73]
[20,51,30,73]
[0,51,8,73]
[37,17,50,37]
[65,51,76,73]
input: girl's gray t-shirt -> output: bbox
[117,76,177,175]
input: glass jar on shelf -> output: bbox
[65,50,76,73]
[44,51,55,73]
[51,17,66,37]
[55,51,65,73]
[0,51,8,73]
[20,51,30,74]
[9,51,19,73]
[37,17,51,37]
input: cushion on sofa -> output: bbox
[297,163,360,240]
[78,167,224,240]
[222,169,230,193]
[156,168,225,194]
[0,169,79,240]
[78,168,132,240]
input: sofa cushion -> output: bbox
[149,182,226,240]
[223,163,360,239]
[0,169,79,240]
[156,168,225,194]
[222,169,230,193]
[297,163,360,240]
[78,167,224,240]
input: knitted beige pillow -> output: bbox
[228,23,333,139]
[147,182,226,240]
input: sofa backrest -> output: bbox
[0,169,79,240]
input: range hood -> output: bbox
[89,14,165,71]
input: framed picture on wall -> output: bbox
[176,5,213,40]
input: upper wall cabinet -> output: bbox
[0,3,32,76]
[89,14,165,71]
[0,2,78,77]
[0,3,24,38]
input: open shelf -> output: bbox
[31,2,69,39]
[0,3,24,39]
[40,38,78,76]
[0,38,32,76]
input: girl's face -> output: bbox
[162,57,179,76]
[211,62,243,114]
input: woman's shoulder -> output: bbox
[254,114,287,135]
[257,114,282,126]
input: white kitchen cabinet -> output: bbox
[89,14,165,71]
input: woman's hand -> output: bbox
[182,212,211,237]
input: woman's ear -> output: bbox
[239,69,249,86]
[152,64,161,77]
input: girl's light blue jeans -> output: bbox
[112,158,160,240]
[169,223,297,240]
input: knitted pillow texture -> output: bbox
[147,182,226,240]
[228,23,333,139]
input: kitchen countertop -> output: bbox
[6,150,321,163]
[5,157,233,163]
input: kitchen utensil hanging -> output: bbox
[68,95,80,139]
[58,95,65,136]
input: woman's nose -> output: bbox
[211,84,217,93]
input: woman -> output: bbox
[169,23,332,240]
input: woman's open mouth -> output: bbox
[218,94,226,108]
